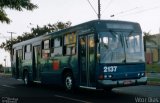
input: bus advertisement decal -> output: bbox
[53,60,60,71]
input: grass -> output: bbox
[147,78,160,82]
[145,63,160,85]
[146,63,160,73]
[147,78,160,85]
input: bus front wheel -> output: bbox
[104,87,114,95]
[63,72,74,91]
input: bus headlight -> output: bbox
[103,74,113,79]
[138,73,140,77]
[141,73,145,77]
[104,75,107,79]
[108,74,112,78]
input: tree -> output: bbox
[0,21,72,52]
[143,32,156,52]
[0,0,38,23]
[0,64,3,72]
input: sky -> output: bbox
[0,0,160,66]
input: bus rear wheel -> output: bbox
[23,71,32,86]
[63,72,74,91]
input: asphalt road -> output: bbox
[0,76,160,103]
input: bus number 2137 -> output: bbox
[104,66,117,73]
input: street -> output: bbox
[0,76,160,103]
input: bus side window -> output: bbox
[51,37,62,57]
[66,44,76,55]
[42,40,50,58]
[24,44,32,60]
[63,32,76,55]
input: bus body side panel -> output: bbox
[22,48,33,81]
[22,60,33,80]
[40,55,78,86]
[40,59,62,85]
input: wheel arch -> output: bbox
[62,67,73,78]
[22,66,29,79]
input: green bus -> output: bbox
[12,20,147,91]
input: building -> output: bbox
[145,33,160,64]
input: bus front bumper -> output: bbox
[98,77,147,88]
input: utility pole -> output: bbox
[98,0,101,20]
[4,56,7,73]
[7,32,16,60]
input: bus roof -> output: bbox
[13,20,141,48]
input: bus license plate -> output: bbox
[124,80,132,85]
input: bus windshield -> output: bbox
[99,31,145,63]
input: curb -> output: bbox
[147,82,160,86]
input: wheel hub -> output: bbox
[65,76,72,90]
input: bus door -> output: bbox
[79,34,96,87]
[33,46,41,81]
[15,49,22,78]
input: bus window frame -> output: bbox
[42,39,50,58]
[63,32,77,56]
[51,36,63,57]
[24,44,32,53]
[24,44,32,60]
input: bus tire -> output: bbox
[23,71,32,86]
[104,87,114,94]
[63,72,74,91]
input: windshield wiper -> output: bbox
[109,30,117,39]
[128,30,133,37]
[109,30,124,48]
[109,30,126,63]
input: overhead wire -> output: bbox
[109,1,160,18]
[86,0,98,15]
[113,5,160,17]
[115,7,139,16]
[102,0,114,14]
[110,7,139,17]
